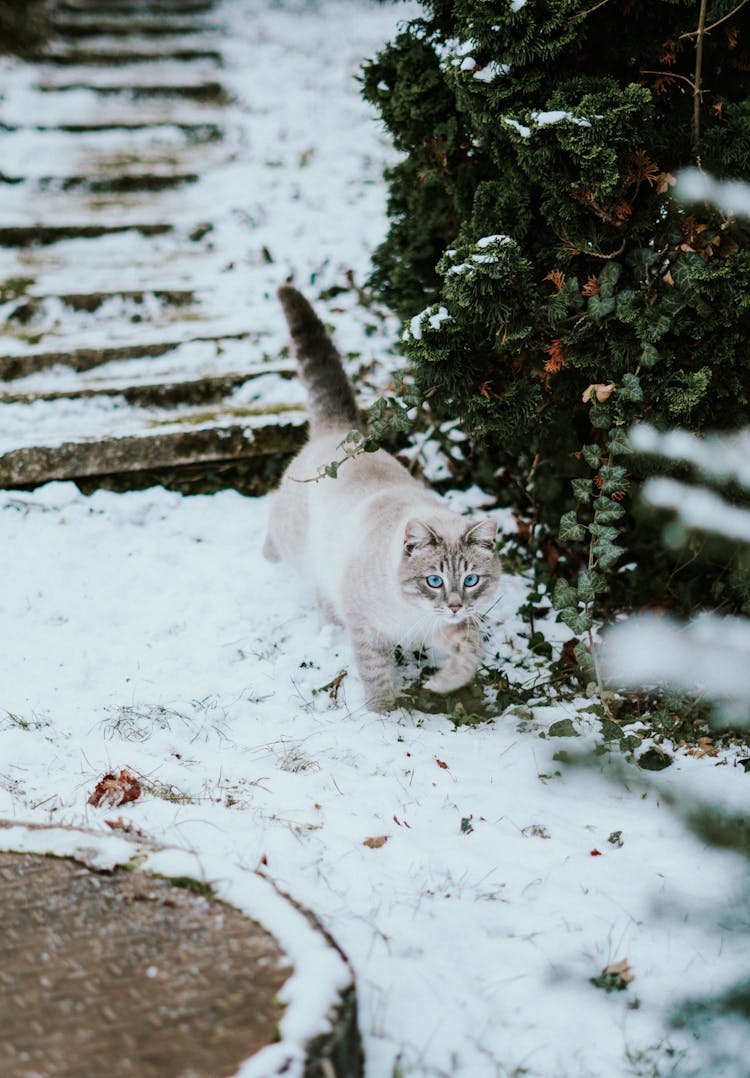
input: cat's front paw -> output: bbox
[365,690,397,714]
[424,670,471,695]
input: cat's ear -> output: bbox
[403,519,439,554]
[463,517,498,550]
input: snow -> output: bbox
[1,3,748,1076]
[427,305,451,330]
[630,424,750,489]
[677,168,750,219]
[473,61,510,82]
[503,116,532,139]
[2,483,748,1077]
[604,613,750,709]
[533,109,592,129]
[477,234,512,248]
[644,477,750,544]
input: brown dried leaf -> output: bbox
[581,275,599,297]
[105,816,145,838]
[543,269,566,292]
[582,383,616,404]
[603,958,634,984]
[436,758,449,770]
[656,171,676,194]
[88,769,142,809]
[521,824,550,839]
[363,835,389,849]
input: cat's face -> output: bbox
[398,517,501,624]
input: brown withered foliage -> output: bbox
[623,149,661,189]
[88,769,142,809]
[581,275,599,297]
[544,339,566,373]
[543,269,566,292]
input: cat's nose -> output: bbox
[448,602,462,613]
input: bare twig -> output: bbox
[640,69,698,93]
[693,0,709,146]
[680,0,748,38]
[569,0,612,19]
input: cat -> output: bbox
[263,284,502,712]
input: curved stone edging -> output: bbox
[0,820,363,1078]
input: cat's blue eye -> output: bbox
[464,573,479,588]
[426,574,444,589]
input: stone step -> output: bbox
[0,366,294,407]
[0,230,227,296]
[1,121,223,138]
[0,325,259,379]
[57,0,216,13]
[6,287,196,313]
[0,416,306,487]
[5,173,200,194]
[36,58,224,93]
[38,44,223,65]
[0,82,226,128]
[0,123,228,182]
[0,222,174,247]
[53,17,218,38]
[37,79,228,102]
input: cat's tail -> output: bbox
[278,284,361,435]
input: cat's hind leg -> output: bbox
[262,532,282,562]
[424,620,483,695]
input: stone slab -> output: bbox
[0,821,363,1077]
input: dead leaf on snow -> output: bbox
[88,769,142,809]
[677,735,719,759]
[522,823,551,839]
[104,816,145,837]
[435,758,449,770]
[363,835,389,849]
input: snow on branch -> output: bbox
[644,478,750,544]
[603,613,750,717]
[630,424,750,489]
[677,168,750,218]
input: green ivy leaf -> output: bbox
[598,261,622,299]
[582,444,602,468]
[640,343,660,368]
[591,409,613,430]
[619,372,643,402]
[578,569,605,603]
[588,294,616,321]
[595,542,624,569]
[588,523,619,542]
[572,477,592,503]
[559,510,587,542]
[553,579,578,610]
[559,607,582,631]
[607,428,631,456]
[594,498,626,523]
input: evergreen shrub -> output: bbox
[362,0,750,614]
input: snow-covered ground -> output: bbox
[1,2,748,1076]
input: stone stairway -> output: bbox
[0,0,308,495]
